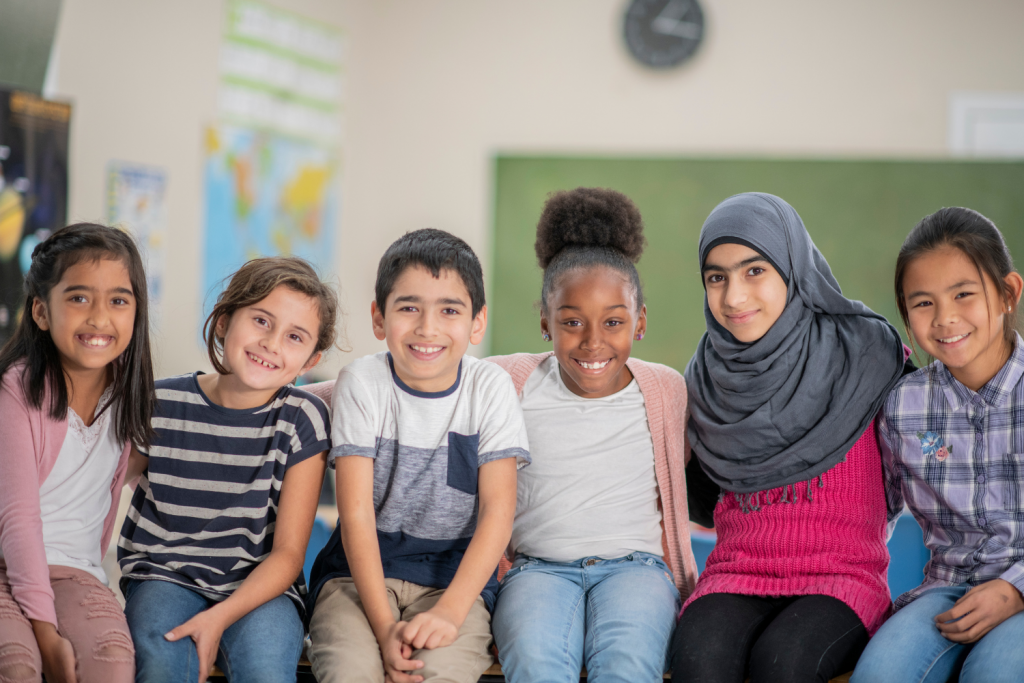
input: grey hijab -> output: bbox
[684,193,904,499]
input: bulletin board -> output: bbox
[490,157,1024,372]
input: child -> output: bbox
[0,223,154,683]
[306,228,529,683]
[675,193,908,683]
[117,257,336,683]
[851,208,1024,683]
[488,187,698,682]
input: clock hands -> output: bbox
[651,0,702,40]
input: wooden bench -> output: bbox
[208,661,852,681]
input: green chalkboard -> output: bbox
[490,157,1024,372]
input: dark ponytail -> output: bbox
[895,207,1020,354]
[0,223,155,449]
[535,187,647,313]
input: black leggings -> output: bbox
[671,593,869,683]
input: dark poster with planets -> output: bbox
[0,89,70,347]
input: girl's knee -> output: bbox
[0,642,41,683]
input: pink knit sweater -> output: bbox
[682,421,893,635]
[0,365,131,627]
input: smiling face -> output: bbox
[372,265,487,393]
[213,284,323,404]
[703,242,789,343]
[902,245,1023,391]
[541,266,645,399]
[32,257,136,385]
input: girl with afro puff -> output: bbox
[487,187,698,682]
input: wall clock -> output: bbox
[624,0,705,69]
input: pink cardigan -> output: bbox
[682,422,893,635]
[0,366,131,627]
[486,352,699,599]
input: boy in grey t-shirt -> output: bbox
[307,229,529,683]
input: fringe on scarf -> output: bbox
[732,472,826,514]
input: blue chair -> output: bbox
[303,516,335,585]
[688,514,930,600]
[886,513,931,599]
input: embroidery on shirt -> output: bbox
[917,431,953,461]
[68,385,115,452]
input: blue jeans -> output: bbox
[492,552,680,683]
[851,584,1024,683]
[124,579,304,683]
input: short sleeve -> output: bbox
[328,368,381,467]
[475,370,530,469]
[284,390,332,468]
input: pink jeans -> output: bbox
[0,560,133,683]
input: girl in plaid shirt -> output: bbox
[852,208,1024,683]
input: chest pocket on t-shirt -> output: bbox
[447,432,480,495]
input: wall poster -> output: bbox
[0,89,70,347]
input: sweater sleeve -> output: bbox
[0,372,58,626]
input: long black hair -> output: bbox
[0,223,155,448]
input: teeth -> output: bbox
[247,352,277,369]
[938,334,968,343]
[411,345,443,354]
[578,359,609,370]
[81,336,111,346]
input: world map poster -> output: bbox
[202,124,339,315]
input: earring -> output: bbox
[542,333,551,342]
[635,333,644,341]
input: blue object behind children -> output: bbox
[304,514,931,601]
[688,514,930,600]
[304,517,335,585]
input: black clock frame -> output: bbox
[623,0,705,69]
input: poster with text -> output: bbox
[0,90,70,347]
[107,161,167,323]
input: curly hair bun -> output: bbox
[534,187,647,269]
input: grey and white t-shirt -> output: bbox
[511,356,663,562]
[308,351,530,612]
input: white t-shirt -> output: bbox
[40,388,121,584]
[511,356,663,562]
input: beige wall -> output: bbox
[50,0,1024,378]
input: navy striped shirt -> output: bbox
[117,373,331,614]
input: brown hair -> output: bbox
[895,207,1020,356]
[203,257,339,375]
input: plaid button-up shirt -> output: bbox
[881,334,1024,609]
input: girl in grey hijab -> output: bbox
[671,193,908,683]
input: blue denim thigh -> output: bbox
[493,553,680,683]
[851,585,970,683]
[493,556,588,683]
[215,594,304,683]
[124,579,211,683]
[581,553,680,683]
[958,607,1024,683]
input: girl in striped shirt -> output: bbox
[852,208,1024,683]
[118,258,337,683]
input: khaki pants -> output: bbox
[308,577,494,683]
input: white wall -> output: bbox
[50,0,1024,378]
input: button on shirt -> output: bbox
[880,334,1024,609]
